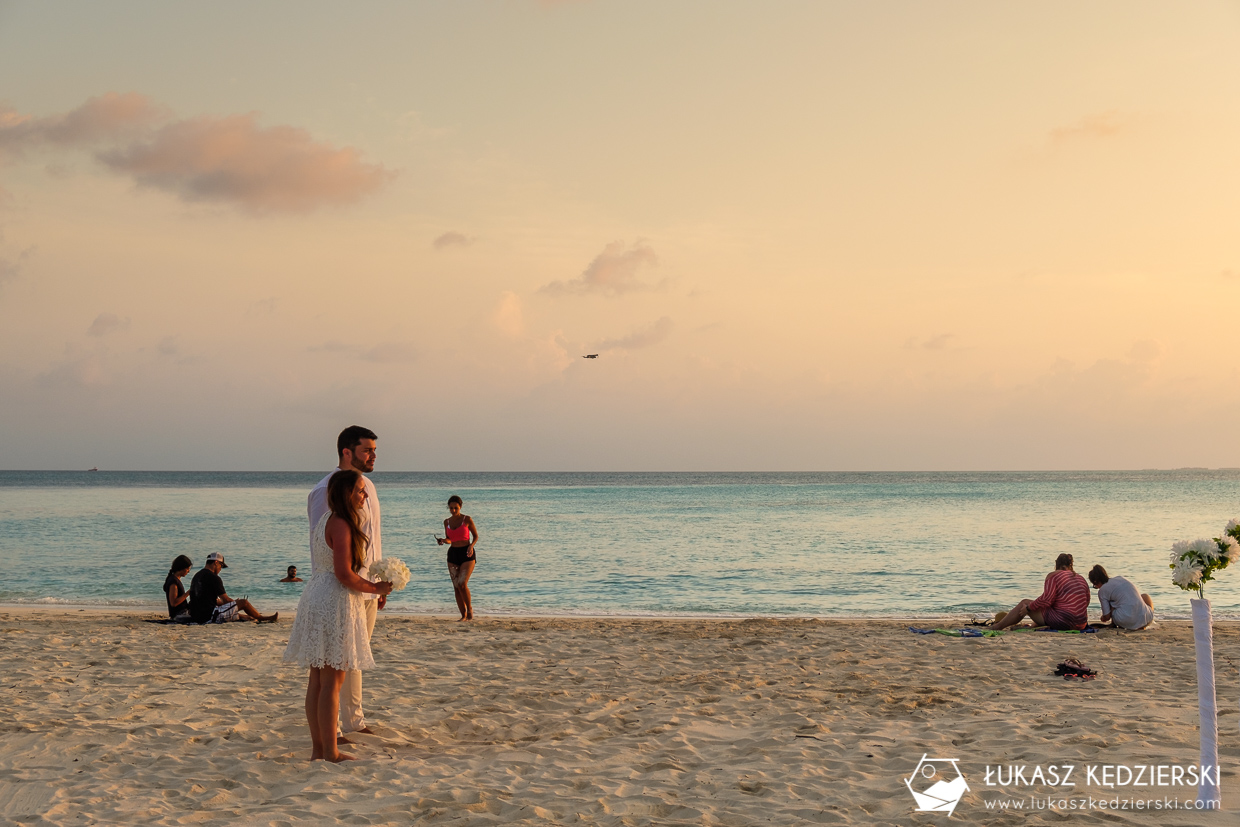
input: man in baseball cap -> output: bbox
[189,553,278,624]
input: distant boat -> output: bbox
[87,467,98,472]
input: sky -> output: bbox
[2,1,1240,471]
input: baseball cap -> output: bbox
[206,552,228,568]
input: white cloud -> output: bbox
[540,240,659,296]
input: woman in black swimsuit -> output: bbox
[436,495,478,621]
[164,554,192,620]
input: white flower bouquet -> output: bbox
[1169,520,1240,599]
[369,557,411,591]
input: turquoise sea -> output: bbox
[1,470,1238,619]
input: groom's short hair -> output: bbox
[337,425,378,457]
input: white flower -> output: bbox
[1221,535,1240,564]
[1190,537,1220,563]
[1226,518,1240,537]
[1172,557,1204,589]
[369,557,411,591]
[1170,540,1192,565]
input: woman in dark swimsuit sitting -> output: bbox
[164,554,193,620]
[436,495,478,621]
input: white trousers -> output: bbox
[340,598,377,734]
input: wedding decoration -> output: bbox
[1169,519,1238,810]
[369,557,411,591]
[1168,533,1239,599]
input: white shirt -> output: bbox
[308,469,382,599]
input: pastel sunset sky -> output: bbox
[2,1,1239,471]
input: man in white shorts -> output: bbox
[188,553,278,624]
[308,425,384,741]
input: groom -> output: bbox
[308,425,384,741]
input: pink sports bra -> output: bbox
[445,520,471,544]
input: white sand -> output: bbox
[0,611,1236,825]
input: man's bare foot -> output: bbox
[457,616,467,622]
[354,726,375,735]
[258,612,279,623]
[337,735,353,745]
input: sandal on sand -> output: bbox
[1054,657,1097,679]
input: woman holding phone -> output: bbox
[436,495,478,621]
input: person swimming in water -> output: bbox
[436,495,478,621]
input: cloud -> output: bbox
[0,92,164,155]
[307,340,416,363]
[0,93,391,213]
[903,333,955,351]
[492,291,525,337]
[596,316,673,351]
[433,231,473,250]
[86,313,130,337]
[247,297,279,316]
[360,342,417,363]
[98,113,392,213]
[540,240,659,296]
[157,336,179,356]
[0,246,34,286]
[1048,111,1124,145]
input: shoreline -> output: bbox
[0,602,1223,622]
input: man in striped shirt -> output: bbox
[991,553,1090,631]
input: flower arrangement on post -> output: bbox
[1169,518,1239,811]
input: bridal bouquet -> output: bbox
[1169,519,1240,599]
[369,557,411,591]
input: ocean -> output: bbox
[1,470,1238,619]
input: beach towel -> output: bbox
[908,626,1096,638]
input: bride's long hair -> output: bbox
[327,469,371,573]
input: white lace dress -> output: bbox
[283,513,375,671]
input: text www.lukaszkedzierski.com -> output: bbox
[985,796,1219,811]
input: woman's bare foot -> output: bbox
[336,735,353,745]
[328,752,356,763]
[258,612,279,623]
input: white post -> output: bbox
[1191,597,1220,808]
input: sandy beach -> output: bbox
[1,611,1236,826]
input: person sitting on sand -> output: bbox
[279,565,303,583]
[990,553,1090,631]
[164,554,193,620]
[188,553,278,624]
[1088,565,1154,630]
